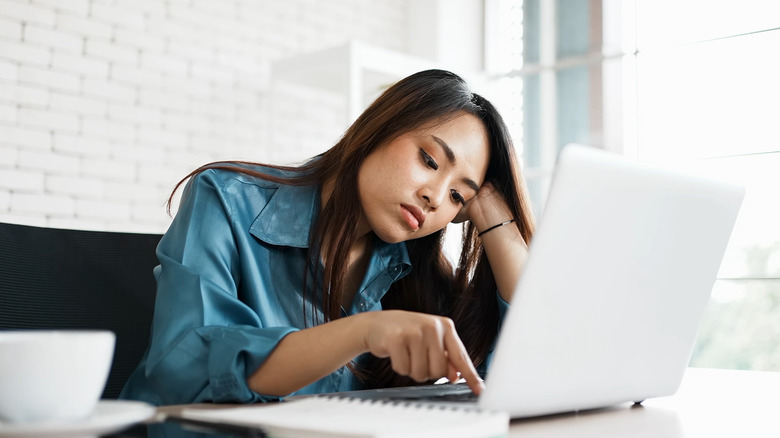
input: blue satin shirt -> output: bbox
[120,165,507,406]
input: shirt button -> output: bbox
[359,302,367,310]
[390,266,400,275]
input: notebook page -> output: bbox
[181,396,509,438]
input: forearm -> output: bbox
[466,184,529,303]
[247,313,369,396]
[478,222,528,303]
[246,309,486,397]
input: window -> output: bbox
[486,0,780,370]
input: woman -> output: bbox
[121,69,535,406]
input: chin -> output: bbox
[374,232,406,244]
[371,225,412,244]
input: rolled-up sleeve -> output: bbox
[128,171,298,405]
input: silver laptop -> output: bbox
[295,144,745,419]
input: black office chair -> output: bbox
[0,222,161,399]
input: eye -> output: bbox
[450,189,466,206]
[419,149,438,170]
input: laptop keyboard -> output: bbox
[401,390,478,403]
[290,382,479,405]
[335,382,478,403]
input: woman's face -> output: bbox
[357,112,490,243]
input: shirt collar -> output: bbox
[373,237,412,280]
[249,183,319,248]
[248,182,412,276]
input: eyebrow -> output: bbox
[431,135,481,194]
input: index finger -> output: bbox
[442,328,485,395]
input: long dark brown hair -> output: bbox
[169,69,535,388]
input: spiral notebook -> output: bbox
[180,396,509,438]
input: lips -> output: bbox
[400,204,425,231]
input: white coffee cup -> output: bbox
[0,330,115,424]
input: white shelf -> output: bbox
[271,40,437,121]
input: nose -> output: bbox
[421,181,448,211]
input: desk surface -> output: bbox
[148,367,778,438]
[505,367,779,437]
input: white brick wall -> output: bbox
[0,0,412,233]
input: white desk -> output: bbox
[153,367,778,437]
[507,367,780,437]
